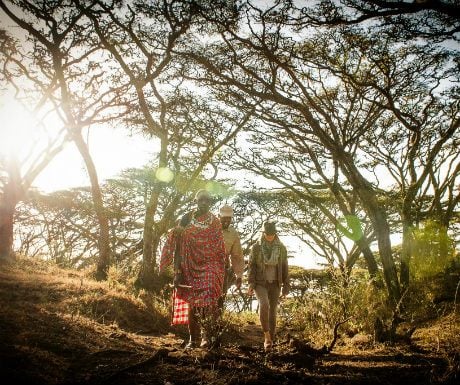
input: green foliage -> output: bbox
[336,215,364,242]
[281,268,390,347]
[410,220,455,280]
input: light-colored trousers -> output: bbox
[254,281,281,341]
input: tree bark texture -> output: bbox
[0,187,17,261]
[72,133,111,280]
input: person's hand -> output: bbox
[235,277,242,290]
[173,272,183,288]
[173,225,185,236]
[247,286,254,296]
[281,285,289,298]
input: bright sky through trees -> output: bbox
[0,93,39,158]
[33,126,157,193]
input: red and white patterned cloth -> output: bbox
[161,211,226,324]
[171,289,189,325]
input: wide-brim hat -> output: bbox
[219,205,233,217]
[263,221,277,234]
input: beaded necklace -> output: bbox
[191,212,212,229]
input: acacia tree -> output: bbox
[77,0,252,288]
[15,188,101,267]
[0,26,67,260]
[322,35,460,289]
[0,0,130,277]
[176,1,460,308]
[15,175,149,270]
[293,0,460,42]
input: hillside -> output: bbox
[0,257,458,385]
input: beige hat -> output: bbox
[219,205,233,217]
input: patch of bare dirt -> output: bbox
[0,258,458,385]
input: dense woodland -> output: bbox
[0,1,460,383]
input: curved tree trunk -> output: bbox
[73,133,111,280]
[138,194,159,289]
[339,155,402,308]
[372,211,402,308]
[400,222,412,292]
[0,159,22,261]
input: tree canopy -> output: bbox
[1,0,459,316]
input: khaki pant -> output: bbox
[217,267,235,313]
[254,281,281,341]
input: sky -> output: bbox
[33,126,157,193]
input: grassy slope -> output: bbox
[0,257,172,384]
[0,257,459,385]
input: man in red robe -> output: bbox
[160,189,226,349]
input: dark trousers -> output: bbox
[188,305,219,344]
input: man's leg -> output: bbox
[200,305,220,348]
[187,307,201,348]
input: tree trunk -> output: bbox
[138,222,162,291]
[400,222,412,292]
[360,245,379,279]
[372,211,401,308]
[138,183,173,291]
[73,133,111,280]
[0,158,23,261]
[0,184,17,261]
[339,155,402,308]
[139,201,156,288]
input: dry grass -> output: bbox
[1,256,459,385]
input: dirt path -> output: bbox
[58,326,452,385]
[0,260,457,385]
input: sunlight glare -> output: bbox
[0,96,38,158]
[155,167,174,182]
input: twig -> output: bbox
[327,316,352,352]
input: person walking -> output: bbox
[160,189,226,349]
[247,220,289,352]
[218,205,244,312]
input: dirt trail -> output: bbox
[0,261,457,385]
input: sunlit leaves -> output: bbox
[336,215,363,242]
[410,220,456,280]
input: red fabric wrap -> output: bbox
[160,212,226,310]
[171,289,189,325]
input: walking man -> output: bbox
[218,205,244,312]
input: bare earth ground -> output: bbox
[0,258,458,385]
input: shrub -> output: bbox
[410,220,456,281]
[280,268,390,347]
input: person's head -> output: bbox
[263,220,277,242]
[219,205,233,229]
[194,189,212,215]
